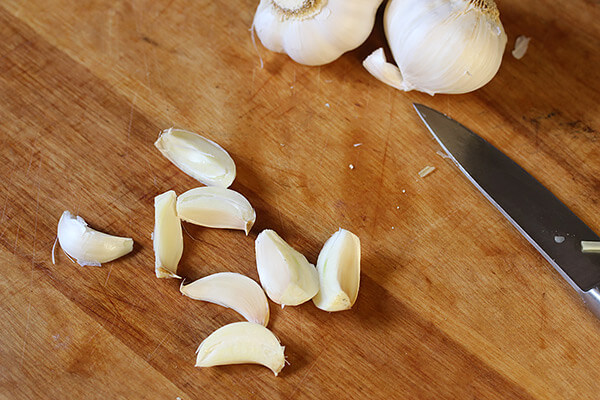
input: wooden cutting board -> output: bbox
[1,0,599,398]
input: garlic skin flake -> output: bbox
[181,272,270,326]
[512,35,531,60]
[364,0,507,95]
[255,229,319,306]
[153,190,183,279]
[312,228,360,312]
[253,0,384,66]
[57,211,133,267]
[154,128,236,188]
[176,187,256,235]
[196,322,285,376]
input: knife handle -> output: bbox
[580,287,600,320]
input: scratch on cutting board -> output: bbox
[107,8,116,60]
[20,160,41,366]
[122,93,138,165]
[104,264,113,286]
[369,92,394,234]
[146,325,176,364]
[285,350,326,400]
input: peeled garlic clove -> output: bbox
[181,272,270,326]
[176,187,256,235]
[364,0,507,95]
[312,228,361,312]
[196,321,285,376]
[253,0,383,66]
[153,190,183,279]
[255,229,319,306]
[56,211,133,266]
[154,128,236,188]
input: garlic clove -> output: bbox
[312,228,361,312]
[181,272,270,326]
[195,321,285,376]
[363,48,415,93]
[154,128,236,188]
[56,211,133,267]
[176,187,256,235]
[153,190,183,279]
[255,229,319,306]
[253,0,384,66]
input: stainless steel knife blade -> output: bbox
[413,103,600,319]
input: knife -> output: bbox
[413,103,600,319]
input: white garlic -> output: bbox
[253,0,384,66]
[181,272,270,326]
[255,229,319,306]
[312,228,360,312]
[363,0,507,95]
[56,211,133,267]
[581,241,600,254]
[153,190,183,279]
[176,187,256,235]
[195,322,285,376]
[154,128,236,188]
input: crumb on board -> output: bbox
[418,166,436,178]
[554,235,565,244]
[436,150,451,159]
[353,143,362,147]
[349,164,355,170]
[512,35,531,60]
[581,241,600,253]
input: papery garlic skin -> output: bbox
[253,0,384,66]
[312,228,360,312]
[153,190,183,279]
[176,187,256,235]
[255,229,319,306]
[181,272,270,326]
[57,211,133,267]
[154,128,236,188]
[195,322,285,376]
[364,0,507,95]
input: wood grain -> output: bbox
[1,1,599,399]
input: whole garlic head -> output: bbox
[253,0,384,66]
[363,0,507,95]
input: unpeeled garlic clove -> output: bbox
[195,321,285,376]
[312,228,361,312]
[255,229,319,306]
[181,272,270,326]
[56,211,133,266]
[176,187,256,235]
[154,128,236,188]
[153,190,183,279]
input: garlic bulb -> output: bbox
[363,0,507,95]
[195,322,286,376]
[56,211,133,267]
[253,0,384,66]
